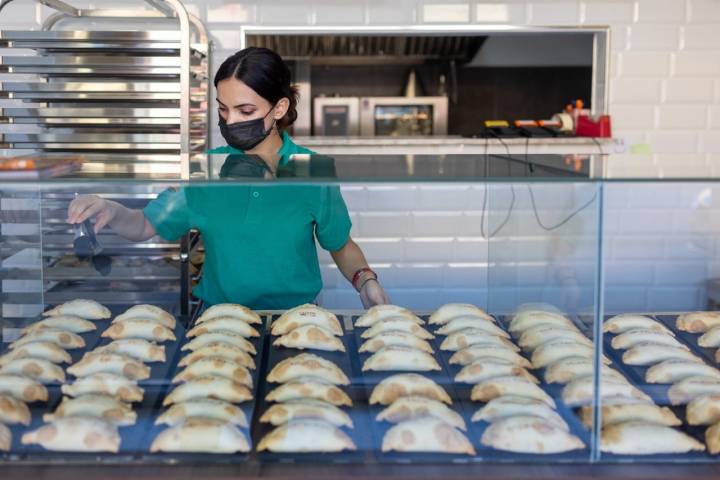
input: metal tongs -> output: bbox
[72,192,111,275]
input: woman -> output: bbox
[67,47,389,310]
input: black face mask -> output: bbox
[218,106,275,151]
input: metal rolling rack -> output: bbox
[0,0,211,331]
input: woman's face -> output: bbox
[216,77,288,129]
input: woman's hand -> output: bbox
[67,194,118,233]
[359,279,390,308]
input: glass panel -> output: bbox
[373,105,434,136]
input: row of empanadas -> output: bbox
[25,316,96,334]
[260,398,353,427]
[43,395,137,426]
[544,357,625,385]
[102,319,175,343]
[93,338,165,363]
[0,341,71,366]
[181,332,256,354]
[370,373,451,405]
[179,343,256,369]
[455,360,538,384]
[517,325,588,351]
[645,359,720,384]
[265,381,352,406]
[359,331,433,354]
[622,343,702,366]
[435,316,508,338]
[677,311,720,333]
[11,329,85,350]
[273,304,342,335]
[187,316,259,339]
[471,375,556,407]
[472,395,568,431]
[481,415,585,454]
[62,372,144,402]
[150,418,250,453]
[43,299,110,320]
[69,352,150,380]
[356,304,422,327]
[0,374,48,402]
[267,353,349,385]
[382,417,475,455]
[667,376,720,405]
[156,399,248,427]
[580,403,681,429]
[113,304,176,329]
[600,422,704,454]
[531,340,608,369]
[561,376,651,407]
[440,329,517,351]
[362,346,440,372]
[699,326,720,348]
[0,357,66,383]
[258,419,355,452]
[429,303,494,325]
[172,357,252,386]
[508,310,575,334]
[449,345,531,367]
[603,314,674,335]
[377,396,466,431]
[198,303,261,325]
[361,317,434,340]
[163,375,252,406]
[22,417,120,452]
[611,329,687,350]
[273,325,345,352]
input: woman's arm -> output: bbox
[67,195,156,242]
[330,238,390,307]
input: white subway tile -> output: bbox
[673,52,720,77]
[415,185,474,210]
[476,2,528,23]
[384,288,447,310]
[620,52,671,77]
[611,25,630,51]
[665,236,715,260]
[610,105,656,129]
[647,287,702,311]
[612,236,665,259]
[627,182,681,208]
[582,0,635,24]
[258,3,312,24]
[648,131,699,153]
[454,238,490,262]
[357,212,411,237]
[629,25,680,51]
[619,210,675,234]
[528,1,581,25]
[636,0,686,23]
[657,105,708,129]
[605,287,649,313]
[688,0,720,23]
[206,2,255,23]
[700,130,720,152]
[684,25,720,49]
[444,264,490,288]
[710,106,720,129]
[339,186,367,211]
[404,238,456,262]
[383,264,447,288]
[354,239,405,262]
[665,78,715,103]
[313,1,366,24]
[611,78,662,103]
[364,186,417,211]
[440,289,489,309]
[421,2,471,22]
[605,261,655,286]
[411,212,465,236]
[367,0,417,24]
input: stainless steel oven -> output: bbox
[359,96,448,136]
[313,97,360,136]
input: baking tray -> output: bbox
[253,314,370,464]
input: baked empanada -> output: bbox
[178,343,256,370]
[197,303,262,325]
[579,404,681,429]
[266,353,349,385]
[705,422,720,454]
[0,357,66,383]
[93,338,166,363]
[155,399,248,427]
[22,417,120,452]
[265,381,352,406]
[544,357,625,384]
[61,373,144,402]
[187,317,260,339]
[369,373,451,405]
[101,319,175,343]
[11,329,85,350]
[600,422,704,454]
[471,376,556,407]
[449,346,531,368]
[43,395,136,426]
[43,299,111,320]
[24,316,96,334]
[622,343,702,366]
[0,393,31,425]
[150,418,250,453]
[668,376,720,405]
[361,318,434,340]
[172,357,252,387]
[440,329,518,352]
[435,316,508,337]
[516,324,583,351]
[429,303,494,325]
[645,360,720,384]
[0,341,71,366]
[471,395,568,431]
[687,394,720,426]
[382,417,475,455]
[163,375,252,405]
[532,340,608,369]
[455,360,538,384]
[113,304,176,329]
[611,329,686,350]
[180,332,256,354]
[272,325,345,352]
[677,311,720,333]
[358,331,433,354]
[69,353,150,380]
[603,314,673,335]
[377,396,466,431]
[258,419,356,452]
[0,423,9,451]
[0,374,48,402]
[362,346,441,372]
[508,311,575,334]
[699,326,720,348]
[561,376,650,407]
[481,415,585,454]
[355,305,421,327]
[272,304,343,336]
[260,398,353,427]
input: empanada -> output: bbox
[471,376,556,407]
[435,316,508,338]
[197,303,262,325]
[356,305,421,327]
[532,340,608,369]
[449,346,531,368]
[429,303,494,325]
[0,374,48,402]
[43,299,110,320]
[265,381,352,406]
[272,304,343,336]
[544,357,626,384]
[382,417,475,455]
[272,325,345,352]
[471,395,568,431]
[440,329,518,352]
[187,317,260,339]
[22,417,120,452]
[0,423,9,451]
[508,311,575,334]
[561,376,650,407]
[688,394,720,426]
[163,375,252,405]
[646,360,720,384]
[93,338,166,363]
[0,341,71,366]
[622,343,702,366]
[361,318,434,340]
[61,373,144,402]
[43,395,136,426]
[518,326,589,351]
[611,329,686,350]
[0,357,66,383]
[706,422,720,454]
[362,346,441,372]
[369,373,451,405]
[579,404,681,429]
[266,353,349,385]
[0,393,31,425]
[113,304,176,329]
[481,415,585,454]
[150,418,250,453]
[11,329,85,350]
[180,332,256,354]
[24,316,96,334]
[603,314,673,335]
[699,326,720,348]
[258,419,356,452]
[155,399,248,427]
[455,360,538,384]
[677,311,720,333]
[178,343,256,370]
[377,396,466,431]
[600,422,704,454]
[172,357,252,386]
[260,398,353,427]
[358,331,433,354]
[668,376,720,405]
[101,319,175,343]
[69,353,150,380]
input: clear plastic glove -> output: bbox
[67,194,117,233]
[359,279,390,308]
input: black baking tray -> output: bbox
[253,314,370,464]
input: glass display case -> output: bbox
[0,151,719,468]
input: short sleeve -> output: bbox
[143,187,191,241]
[314,186,352,252]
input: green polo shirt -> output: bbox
[143,132,352,309]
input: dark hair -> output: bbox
[214,47,298,130]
